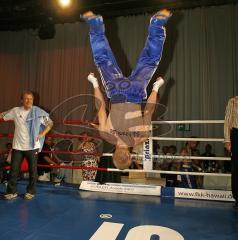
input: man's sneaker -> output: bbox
[151,10,172,26]
[3,180,8,188]
[4,193,18,200]
[54,177,62,186]
[38,172,50,182]
[24,192,35,200]
[80,11,96,21]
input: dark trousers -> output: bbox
[231,128,238,201]
[6,149,38,194]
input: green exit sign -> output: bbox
[177,124,191,131]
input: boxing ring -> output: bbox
[0,119,238,240]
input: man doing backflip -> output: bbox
[82,9,172,169]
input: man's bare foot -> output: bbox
[156,9,171,19]
[82,11,95,18]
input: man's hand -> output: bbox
[225,142,231,152]
[89,122,99,129]
[36,125,52,142]
[36,133,44,142]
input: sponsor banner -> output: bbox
[143,138,153,171]
[175,188,235,202]
[80,181,161,196]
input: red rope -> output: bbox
[0,133,102,140]
[0,119,101,140]
[3,164,107,171]
[0,149,101,156]
[0,119,99,125]
[0,133,14,137]
[37,164,107,171]
[0,119,13,123]
[48,133,101,140]
[43,150,101,156]
[63,120,98,125]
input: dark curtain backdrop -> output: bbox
[0,4,237,153]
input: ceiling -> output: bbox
[0,0,237,31]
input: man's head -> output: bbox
[21,91,34,110]
[168,145,177,155]
[45,136,54,146]
[188,141,198,149]
[6,142,12,151]
[187,136,199,150]
[162,146,169,154]
[113,145,132,170]
[180,147,188,156]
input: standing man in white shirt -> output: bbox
[224,96,238,209]
[0,91,53,200]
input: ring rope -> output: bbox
[63,120,98,125]
[3,164,231,176]
[35,164,232,177]
[0,119,224,124]
[0,119,98,125]
[151,120,224,124]
[0,133,101,140]
[44,150,101,156]
[151,137,224,142]
[0,149,230,161]
[102,153,230,161]
[0,133,225,142]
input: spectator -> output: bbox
[53,135,74,183]
[168,145,177,155]
[162,145,169,155]
[178,147,197,189]
[186,138,203,188]
[0,153,6,183]
[130,154,143,169]
[165,145,179,187]
[0,143,12,183]
[186,138,200,156]
[159,145,170,180]
[160,145,170,170]
[201,144,217,172]
[37,136,57,181]
[77,134,99,181]
[4,143,12,160]
[153,141,160,155]
[95,155,121,184]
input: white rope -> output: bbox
[106,168,231,176]
[102,153,230,161]
[151,137,224,142]
[152,155,230,161]
[151,120,224,124]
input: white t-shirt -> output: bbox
[3,107,48,151]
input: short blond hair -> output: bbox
[21,91,34,100]
[113,147,132,170]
